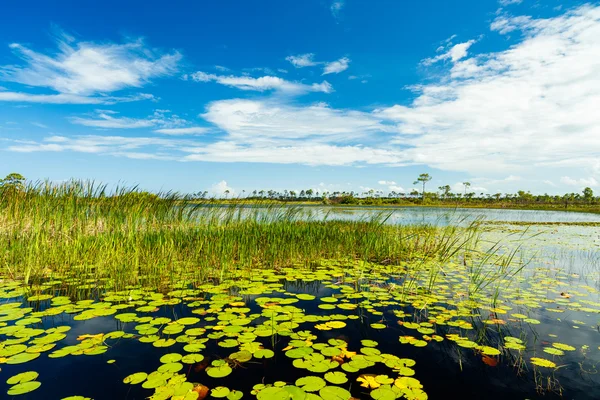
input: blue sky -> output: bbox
[1,0,599,196]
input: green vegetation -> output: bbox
[0,177,477,292]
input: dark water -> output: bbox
[1,267,599,400]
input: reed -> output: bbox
[0,180,473,292]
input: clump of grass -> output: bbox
[0,180,475,292]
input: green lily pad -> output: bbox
[319,386,352,400]
[324,371,348,385]
[123,372,148,384]
[7,381,42,396]
[207,360,233,378]
[212,386,231,398]
[296,376,327,392]
[6,352,40,364]
[7,371,39,385]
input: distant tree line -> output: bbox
[1,172,598,210]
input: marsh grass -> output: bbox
[0,180,488,293]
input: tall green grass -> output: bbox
[0,180,498,293]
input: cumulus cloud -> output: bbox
[378,180,397,185]
[0,32,180,103]
[322,57,351,75]
[210,180,235,197]
[190,71,332,94]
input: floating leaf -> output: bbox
[7,371,39,385]
[530,357,557,368]
[7,381,41,396]
[324,371,348,384]
[296,376,326,392]
[123,372,148,385]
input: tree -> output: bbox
[438,185,451,200]
[583,187,594,202]
[1,172,25,189]
[0,173,26,196]
[463,182,471,201]
[413,173,432,203]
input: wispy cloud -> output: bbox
[560,176,598,187]
[189,71,333,94]
[323,57,351,75]
[499,0,523,6]
[201,99,388,141]
[0,31,180,103]
[331,1,344,20]
[0,91,155,104]
[422,39,477,65]
[286,53,351,75]
[7,135,189,159]
[285,53,320,68]
[154,127,208,135]
[69,109,189,130]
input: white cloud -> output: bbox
[560,176,598,187]
[286,53,350,75]
[286,54,319,68]
[451,182,488,193]
[69,109,188,130]
[70,113,155,129]
[490,15,532,34]
[210,180,235,196]
[388,185,405,192]
[182,142,405,166]
[7,134,189,156]
[31,122,48,129]
[154,127,208,135]
[499,0,522,6]
[0,91,155,104]
[0,33,180,97]
[378,180,397,185]
[422,40,476,65]
[190,71,332,94]
[201,99,388,141]
[377,5,600,176]
[323,57,351,75]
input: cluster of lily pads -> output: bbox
[1,245,600,398]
